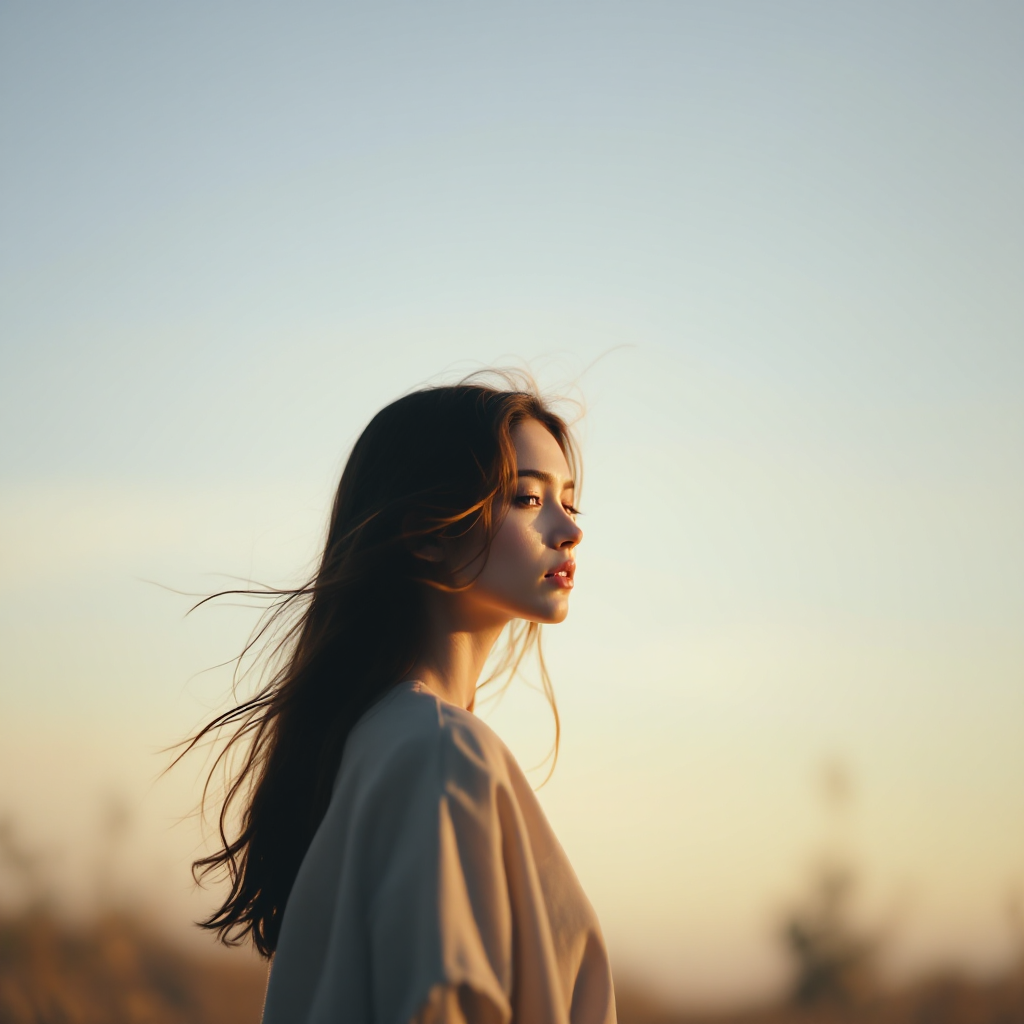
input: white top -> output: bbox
[261,681,616,1024]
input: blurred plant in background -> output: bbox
[1,802,1021,1023]
[780,859,877,1009]
[0,909,266,1024]
[778,760,880,1009]
[615,760,1024,1023]
[0,818,49,915]
[0,813,265,1023]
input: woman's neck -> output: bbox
[407,595,507,710]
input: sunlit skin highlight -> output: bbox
[408,418,583,711]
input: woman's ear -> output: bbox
[411,537,445,564]
[402,513,447,565]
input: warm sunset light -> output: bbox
[1,4,1021,1022]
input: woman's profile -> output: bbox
[183,377,616,1023]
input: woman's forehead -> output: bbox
[511,419,571,479]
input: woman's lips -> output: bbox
[543,561,576,589]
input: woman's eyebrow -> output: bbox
[517,469,575,491]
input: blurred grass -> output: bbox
[1,907,1022,1024]
[615,973,1024,1024]
[0,909,266,1024]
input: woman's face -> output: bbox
[455,418,583,626]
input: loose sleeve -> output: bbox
[362,717,571,1024]
[263,695,587,1024]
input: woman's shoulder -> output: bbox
[344,680,516,789]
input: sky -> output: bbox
[1,1,1022,1006]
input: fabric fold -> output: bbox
[261,681,616,1024]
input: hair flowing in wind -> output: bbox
[172,374,580,956]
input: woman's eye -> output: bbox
[515,494,542,507]
[564,504,581,518]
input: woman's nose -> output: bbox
[558,516,583,550]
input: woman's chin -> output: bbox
[532,596,571,625]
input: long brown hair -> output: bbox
[179,377,580,956]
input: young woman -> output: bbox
[187,380,616,1023]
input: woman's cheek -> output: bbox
[511,524,540,578]
[495,518,528,561]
